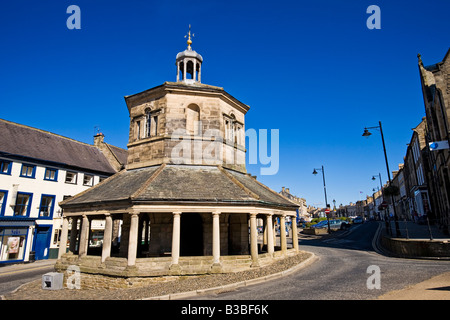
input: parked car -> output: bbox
[311,219,349,230]
[352,216,364,224]
[311,220,329,228]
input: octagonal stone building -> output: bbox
[56,33,299,282]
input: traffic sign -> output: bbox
[429,140,449,151]
[325,208,330,214]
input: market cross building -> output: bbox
[56,30,300,281]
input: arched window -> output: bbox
[145,108,159,138]
[186,104,200,135]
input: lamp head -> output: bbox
[312,169,318,175]
[362,128,372,137]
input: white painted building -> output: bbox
[0,119,126,264]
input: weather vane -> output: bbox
[184,24,194,50]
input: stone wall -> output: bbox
[381,235,450,258]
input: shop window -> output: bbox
[20,164,36,179]
[0,228,28,262]
[39,195,55,219]
[13,192,33,217]
[44,168,58,181]
[0,160,11,175]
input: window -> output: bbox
[83,174,93,186]
[186,105,200,135]
[20,164,36,178]
[0,160,11,175]
[14,192,33,217]
[44,168,58,181]
[136,120,141,140]
[39,195,55,219]
[65,171,77,184]
[0,190,7,216]
[145,109,159,137]
[0,228,28,262]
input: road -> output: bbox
[0,261,55,296]
[188,221,450,300]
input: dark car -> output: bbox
[352,216,364,224]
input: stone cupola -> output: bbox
[176,25,203,84]
[124,26,249,172]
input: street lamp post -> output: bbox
[363,121,401,237]
[372,173,391,234]
[313,166,331,233]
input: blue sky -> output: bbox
[1,0,449,208]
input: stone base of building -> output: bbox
[55,249,299,289]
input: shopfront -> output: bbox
[0,217,34,264]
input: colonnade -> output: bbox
[58,210,299,270]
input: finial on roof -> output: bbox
[417,53,423,66]
[185,24,194,50]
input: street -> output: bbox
[1,222,450,300]
[0,261,55,296]
[188,221,450,300]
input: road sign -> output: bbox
[429,140,449,151]
[325,208,330,214]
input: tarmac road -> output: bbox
[0,260,55,296]
[187,222,450,300]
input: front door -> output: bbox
[34,226,52,260]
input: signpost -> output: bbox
[429,141,449,151]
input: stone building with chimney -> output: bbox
[56,29,299,283]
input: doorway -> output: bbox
[180,213,203,256]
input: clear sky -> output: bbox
[1,0,449,208]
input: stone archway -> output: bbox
[180,213,203,256]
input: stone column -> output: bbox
[292,215,299,252]
[101,214,113,263]
[249,213,259,267]
[280,214,287,254]
[193,60,197,81]
[170,211,182,270]
[78,215,90,257]
[127,213,139,267]
[176,62,180,82]
[211,211,221,270]
[266,214,274,257]
[58,216,69,259]
[69,217,78,253]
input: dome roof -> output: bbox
[176,49,203,62]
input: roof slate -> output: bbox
[61,164,298,209]
[0,119,117,174]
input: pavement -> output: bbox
[1,221,450,300]
[383,219,450,240]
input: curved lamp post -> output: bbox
[313,166,331,233]
[363,121,401,237]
